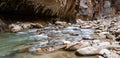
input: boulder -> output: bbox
[76,46,99,56]
[9,24,23,32]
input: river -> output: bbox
[0,24,94,58]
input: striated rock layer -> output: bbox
[0,0,77,23]
[0,0,77,32]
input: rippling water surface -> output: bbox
[0,25,94,58]
[0,30,35,58]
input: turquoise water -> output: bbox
[0,32,34,58]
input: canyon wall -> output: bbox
[0,0,120,32]
[0,0,76,23]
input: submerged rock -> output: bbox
[28,47,36,53]
[13,45,31,53]
[28,34,48,41]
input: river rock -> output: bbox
[55,21,67,26]
[92,41,111,49]
[76,46,99,56]
[99,32,110,39]
[116,35,120,41]
[65,40,91,51]
[65,41,80,50]
[34,48,42,54]
[9,22,43,32]
[115,29,120,35]
[41,47,55,53]
[76,19,85,24]
[64,26,80,30]
[95,30,102,33]
[93,40,101,44]
[98,42,110,47]
[80,23,92,29]
[21,23,32,29]
[63,41,71,45]
[13,45,31,53]
[99,49,111,55]
[31,23,44,28]
[106,53,120,58]
[106,34,115,40]
[98,56,104,58]
[70,32,79,36]
[9,24,23,32]
[80,0,88,8]
[28,47,43,54]
[28,47,36,53]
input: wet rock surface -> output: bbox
[9,22,43,32]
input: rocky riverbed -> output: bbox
[0,15,120,58]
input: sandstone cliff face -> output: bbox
[0,0,120,21]
[0,0,76,23]
[0,17,7,32]
[76,0,120,20]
